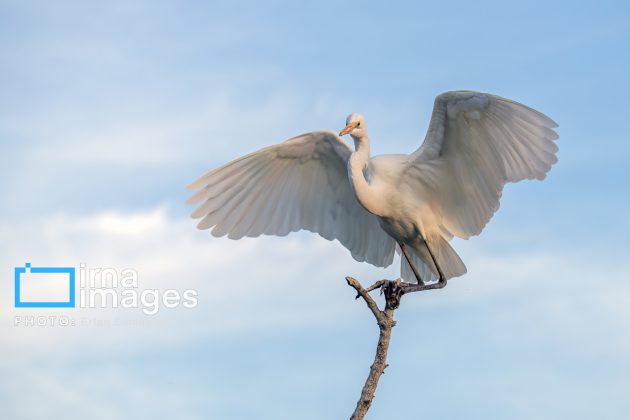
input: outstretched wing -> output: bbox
[187,131,396,267]
[405,91,559,239]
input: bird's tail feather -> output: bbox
[400,237,467,283]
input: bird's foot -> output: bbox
[383,279,405,310]
[357,276,444,309]
[358,279,405,310]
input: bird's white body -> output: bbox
[345,132,467,281]
[353,155,421,243]
[188,91,559,283]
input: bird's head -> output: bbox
[339,113,367,139]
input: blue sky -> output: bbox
[1,1,629,419]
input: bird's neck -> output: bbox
[348,136,385,216]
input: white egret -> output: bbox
[187,91,558,286]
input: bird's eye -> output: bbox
[356,122,361,127]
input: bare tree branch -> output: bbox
[345,277,446,420]
[346,277,386,324]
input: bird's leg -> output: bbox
[424,241,447,287]
[400,241,448,294]
[399,243,424,286]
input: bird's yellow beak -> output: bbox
[339,121,359,136]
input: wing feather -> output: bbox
[188,131,395,267]
[229,162,286,239]
[405,91,559,239]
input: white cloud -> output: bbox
[3,206,629,361]
[0,207,396,359]
[2,208,629,419]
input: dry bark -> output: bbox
[345,276,446,420]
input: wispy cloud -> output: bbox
[4,206,629,356]
[2,207,630,419]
